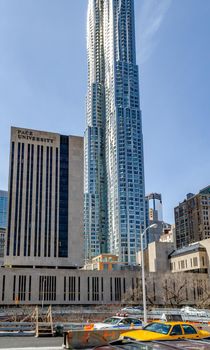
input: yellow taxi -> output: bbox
[120,321,210,341]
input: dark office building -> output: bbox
[145,193,163,243]
[175,186,210,249]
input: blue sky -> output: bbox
[0,0,209,224]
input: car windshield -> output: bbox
[143,323,171,335]
[103,317,120,324]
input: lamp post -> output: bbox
[140,223,157,324]
[42,277,47,311]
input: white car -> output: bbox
[120,306,143,314]
[181,306,207,317]
[94,316,142,330]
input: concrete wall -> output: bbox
[0,267,139,306]
[0,267,209,307]
[148,241,174,273]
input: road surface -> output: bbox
[0,336,63,349]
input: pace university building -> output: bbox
[84,0,146,263]
[5,127,84,268]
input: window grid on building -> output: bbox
[39,276,56,302]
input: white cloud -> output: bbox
[136,0,172,64]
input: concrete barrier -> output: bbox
[63,329,125,349]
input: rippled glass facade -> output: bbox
[85,0,145,263]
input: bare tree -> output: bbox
[161,273,193,307]
[121,275,156,307]
[121,287,142,305]
[121,272,210,308]
[146,275,157,307]
[194,278,210,308]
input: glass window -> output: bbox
[143,322,171,335]
[103,317,120,325]
[182,325,197,335]
[170,325,183,335]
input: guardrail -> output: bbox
[0,322,35,336]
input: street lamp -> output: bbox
[42,277,47,311]
[140,223,158,324]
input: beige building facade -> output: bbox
[169,239,210,274]
[0,267,139,306]
[5,127,84,268]
[0,267,209,307]
[84,254,140,271]
[137,241,175,273]
[139,237,210,276]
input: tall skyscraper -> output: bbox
[5,127,84,267]
[0,190,8,229]
[84,0,145,263]
[145,193,163,243]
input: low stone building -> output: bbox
[137,237,210,275]
[83,254,140,271]
[169,243,208,274]
[0,266,209,307]
[0,267,139,306]
[169,239,210,274]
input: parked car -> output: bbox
[181,306,207,317]
[94,316,142,330]
[93,339,210,350]
[120,321,210,341]
[120,306,143,314]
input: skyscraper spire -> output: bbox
[85,0,145,263]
